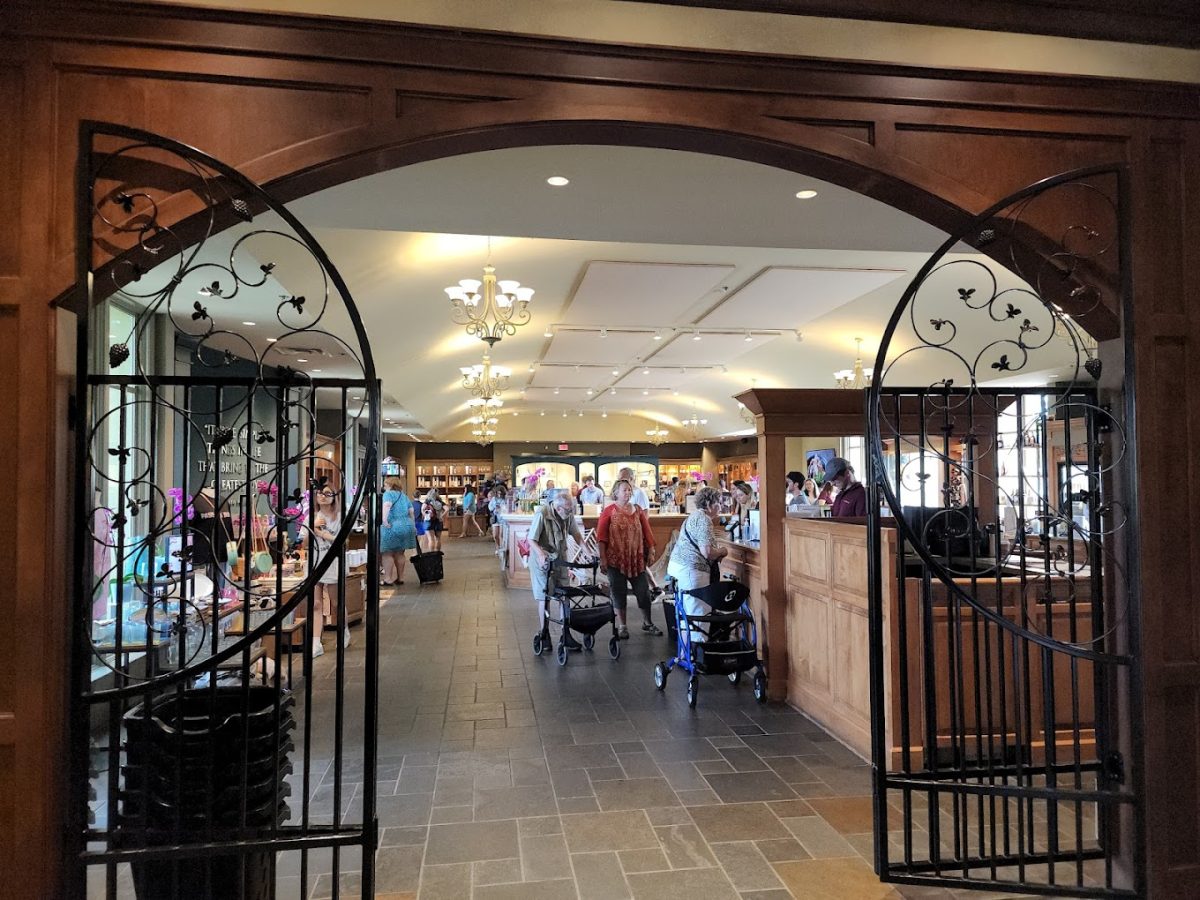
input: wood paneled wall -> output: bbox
[2,2,1199,895]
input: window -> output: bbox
[840,435,865,481]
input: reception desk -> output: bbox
[499,512,687,589]
[784,516,1096,766]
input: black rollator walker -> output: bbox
[654,578,766,708]
[532,559,621,666]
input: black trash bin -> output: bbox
[119,686,294,900]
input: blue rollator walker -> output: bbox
[654,578,767,708]
[532,559,621,666]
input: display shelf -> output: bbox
[414,459,493,503]
[717,455,758,487]
[658,461,702,486]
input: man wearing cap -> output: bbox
[826,457,868,517]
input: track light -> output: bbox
[692,330,701,341]
[744,330,753,342]
[653,330,663,341]
[600,328,608,339]
[543,325,554,338]
[612,368,619,376]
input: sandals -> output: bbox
[642,622,664,636]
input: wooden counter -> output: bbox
[784,517,1097,766]
[717,539,765,651]
[500,512,687,589]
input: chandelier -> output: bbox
[681,408,708,440]
[834,337,874,389]
[444,239,534,347]
[471,425,496,445]
[460,354,510,399]
[645,427,669,446]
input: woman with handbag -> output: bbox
[666,486,728,641]
[596,478,661,639]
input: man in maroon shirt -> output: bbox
[826,457,868,517]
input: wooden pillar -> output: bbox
[757,429,789,701]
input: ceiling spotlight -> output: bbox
[242,321,256,326]
[642,367,650,375]
[612,368,619,376]
[297,358,308,363]
[720,365,728,374]
[312,368,323,373]
[744,330,753,342]
[795,189,819,199]
[673,389,680,396]
[586,389,594,395]
[266,338,277,343]
[600,328,608,339]
[795,330,804,343]
[610,388,617,395]
[553,388,560,395]
[540,410,545,416]
[642,390,649,396]
[577,410,583,417]
[547,175,570,186]
[653,330,663,341]
[529,363,536,371]
[562,411,568,418]
[602,410,608,418]
[692,330,701,341]
[543,326,553,338]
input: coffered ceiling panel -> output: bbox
[521,386,592,404]
[614,367,710,390]
[541,328,648,365]
[699,266,907,328]
[563,261,736,325]
[647,331,779,366]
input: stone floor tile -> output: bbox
[522,832,573,881]
[428,804,473,824]
[474,783,557,820]
[766,798,816,819]
[475,881,578,900]
[626,866,740,899]
[655,823,718,869]
[676,787,722,806]
[644,738,724,763]
[780,815,860,858]
[687,802,790,843]
[557,795,601,814]
[397,765,438,794]
[563,810,659,852]
[473,857,524,886]
[755,837,811,862]
[380,825,428,847]
[617,847,672,873]
[772,856,905,899]
[425,820,520,865]
[710,840,785,891]
[704,770,797,803]
[377,792,434,827]
[593,776,681,811]
[375,846,424,894]
[616,752,663,779]
[518,814,563,836]
[807,795,876,834]
[572,850,635,899]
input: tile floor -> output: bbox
[273,538,1074,900]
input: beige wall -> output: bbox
[785,437,840,477]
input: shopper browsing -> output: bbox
[826,457,868,517]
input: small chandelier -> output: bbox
[645,427,669,446]
[444,238,534,347]
[834,337,874,389]
[681,408,708,440]
[460,354,510,399]
[471,425,496,445]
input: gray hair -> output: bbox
[544,487,570,504]
[693,486,721,511]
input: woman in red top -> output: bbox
[596,478,661,639]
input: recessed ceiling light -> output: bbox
[540,410,545,416]
[266,338,277,343]
[242,321,256,326]
[562,411,568,418]
[642,390,649,396]
[553,388,560,395]
[673,389,680,396]
[602,410,608,418]
[577,410,583,417]
[795,189,818,199]
[312,368,322,372]
[547,176,569,186]
[297,358,308,363]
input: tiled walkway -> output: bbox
[286,537,1043,900]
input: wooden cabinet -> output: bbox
[414,459,493,503]
[658,461,701,485]
[717,455,758,487]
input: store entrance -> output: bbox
[70,124,383,899]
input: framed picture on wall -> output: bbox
[806,448,837,485]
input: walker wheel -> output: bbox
[686,676,699,709]
[753,673,768,703]
[533,633,544,656]
[609,636,621,660]
[728,671,741,686]
[583,633,595,651]
[653,662,668,690]
[557,642,569,667]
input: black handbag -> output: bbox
[684,526,722,583]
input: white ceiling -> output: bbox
[112,144,1086,442]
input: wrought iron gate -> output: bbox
[69,123,381,899]
[866,166,1142,897]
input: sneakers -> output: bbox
[341,626,352,648]
[641,622,664,636]
[563,633,583,651]
[617,625,631,640]
[311,642,325,659]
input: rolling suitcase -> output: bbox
[412,548,444,584]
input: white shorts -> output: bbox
[667,561,711,642]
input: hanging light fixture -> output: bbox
[444,237,534,347]
[460,353,511,398]
[645,426,669,446]
[681,407,708,440]
[834,337,874,389]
